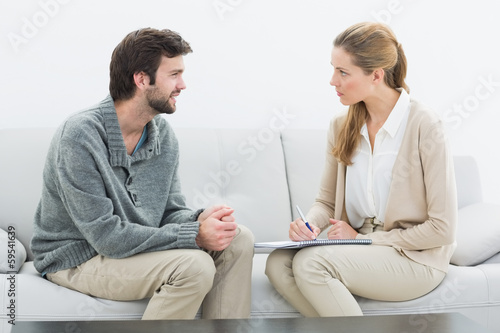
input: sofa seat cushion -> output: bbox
[8,262,148,321]
[8,258,300,321]
[451,203,500,266]
[252,253,500,327]
[356,264,500,327]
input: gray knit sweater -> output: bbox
[31,95,201,274]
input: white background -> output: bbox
[1,0,499,204]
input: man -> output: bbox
[30,28,254,320]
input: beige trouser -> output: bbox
[48,225,254,320]
[265,244,445,317]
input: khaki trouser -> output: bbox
[48,225,254,320]
[265,220,445,317]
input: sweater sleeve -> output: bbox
[55,134,200,259]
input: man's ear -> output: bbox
[133,71,150,90]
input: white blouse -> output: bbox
[345,89,411,228]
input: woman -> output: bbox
[265,22,457,317]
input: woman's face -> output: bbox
[330,47,375,106]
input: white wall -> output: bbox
[1,0,499,204]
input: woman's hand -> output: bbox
[289,218,320,241]
[327,219,358,239]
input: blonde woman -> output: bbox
[265,22,457,317]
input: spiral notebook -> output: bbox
[254,239,372,249]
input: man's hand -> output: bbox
[196,205,237,251]
[197,205,234,223]
[327,219,358,239]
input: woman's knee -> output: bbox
[265,249,296,286]
[292,247,332,281]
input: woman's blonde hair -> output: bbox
[332,22,409,165]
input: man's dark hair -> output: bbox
[109,28,193,101]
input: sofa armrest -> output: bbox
[0,228,27,273]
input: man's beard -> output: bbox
[146,86,177,115]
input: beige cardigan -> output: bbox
[307,99,458,272]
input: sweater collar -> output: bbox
[100,95,161,168]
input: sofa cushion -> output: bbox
[453,156,483,209]
[8,262,149,321]
[0,128,56,261]
[451,203,500,266]
[175,128,293,243]
[0,228,27,273]
[356,264,500,326]
[280,129,327,223]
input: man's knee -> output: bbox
[228,225,254,256]
[235,224,255,247]
[167,251,216,292]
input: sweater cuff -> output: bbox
[190,208,205,221]
[177,221,200,249]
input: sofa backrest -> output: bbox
[453,155,483,208]
[1,128,54,261]
[281,128,483,212]
[0,126,295,260]
[0,127,483,260]
[174,128,292,243]
[280,129,328,221]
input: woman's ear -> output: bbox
[372,68,385,84]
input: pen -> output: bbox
[296,205,315,239]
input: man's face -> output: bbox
[146,55,186,114]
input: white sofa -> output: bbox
[1,126,500,331]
